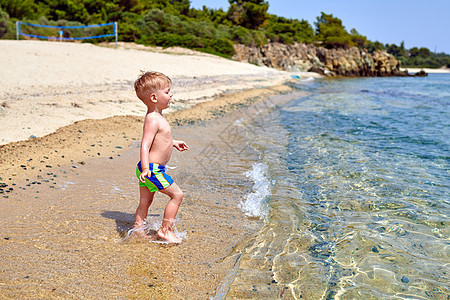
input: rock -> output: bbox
[232,42,414,77]
[401,276,410,284]
[414,70,428,77]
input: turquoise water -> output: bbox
[220,74,449,299]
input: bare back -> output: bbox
[141,112,173,166]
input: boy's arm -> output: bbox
[139,116,159,182]
[173,139,189,151]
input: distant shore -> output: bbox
[401,67,450,74]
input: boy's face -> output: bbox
[153,85,172,109]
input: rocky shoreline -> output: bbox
[233,42,427,77]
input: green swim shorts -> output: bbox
[136,162,174,192]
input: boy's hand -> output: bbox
[139,169,150,183]
[173,140,189,151]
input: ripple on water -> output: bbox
[216,75,450,299]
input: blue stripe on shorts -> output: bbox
[136,162,174,192]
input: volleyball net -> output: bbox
[16,21,118,45]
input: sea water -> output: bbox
[219,74,449,299]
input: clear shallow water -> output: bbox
[221,74,449,299]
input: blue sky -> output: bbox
[190,0,450,54]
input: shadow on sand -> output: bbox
[101,211,134,238]
[101,211,163,241]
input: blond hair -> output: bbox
[134,71,172,102]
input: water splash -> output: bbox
[239,163,271,220]
[122,216,187,244]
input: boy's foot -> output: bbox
[157,228,182,244]
[158,219,182,244]
[131,226,152,239]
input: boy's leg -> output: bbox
[134,186,155,229]
[157,183,183,243]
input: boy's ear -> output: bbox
[149,93,157,103]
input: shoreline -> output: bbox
[0,84,293,183]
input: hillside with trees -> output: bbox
[0,0,448,68]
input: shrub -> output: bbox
[0,7,9,38]
[136,9,235,57]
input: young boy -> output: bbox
[133,71,189,244]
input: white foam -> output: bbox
[233,118,245,126]
[58,181,77,190]
[122,216,187,244]
[110,184,122,192]
[239,163,271,219]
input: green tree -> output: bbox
[188,6,230,25]
[136,9,235,57]
[366,40,385,53]
[231,25,266,46]
[350,28,368,48]
[315,12,353,49]
[108,11,140,41]
[0,7,9,38]
[409,46,431,58]
[171,0,190,15]
[129,0,190,15]
[266,15,314,44]
[41,0,89,23]
[386,42,406,57]
[116,0,138,12]
[227,0,269,30]
[3,0,449,63]
[0,0,40,20]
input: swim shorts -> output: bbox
[136,162,174,192]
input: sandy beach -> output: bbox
[0,40,315,146]
[400,67,450,74]
[0,40,317,298]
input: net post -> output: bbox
[16,21,19,40]
[114,22,118,48]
